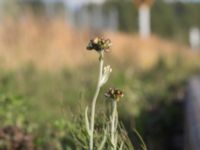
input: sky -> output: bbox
[66,0,106,9]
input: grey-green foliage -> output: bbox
[67,112,134,150]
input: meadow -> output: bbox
[0,18,200,149]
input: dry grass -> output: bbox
[106,32,200,69]
[0,16,199,70]
[0,17,91,70]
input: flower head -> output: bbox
[86,37,112,52]
[104,88,124,102]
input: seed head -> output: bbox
[104,88,124,102]
[86,37,112,52]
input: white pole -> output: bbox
[139,4,151,38]
[189,27,200,50]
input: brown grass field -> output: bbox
[0,16,199,70]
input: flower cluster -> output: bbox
[104,88,124,102]
[86,37,112,52]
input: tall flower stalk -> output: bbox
[89,51,104,150]
[86,37,112,150]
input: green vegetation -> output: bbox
[0,55,199,149]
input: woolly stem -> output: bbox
[89,51,104,150]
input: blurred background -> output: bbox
[0,0,200,149]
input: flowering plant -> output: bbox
[71,37,146,150]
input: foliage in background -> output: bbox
[0,55,199,149]
[103,0,200,43]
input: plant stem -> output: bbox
[89,51,104,150]
[111,100,118,150]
